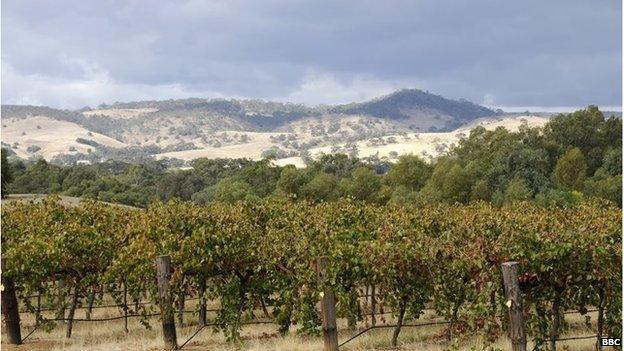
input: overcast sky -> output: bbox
[1,0,621,110]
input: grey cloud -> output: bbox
[1,0,621,108]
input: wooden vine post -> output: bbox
[156,255,178,350]
[316,256,339,351]
[1,257,22,344]
[501,262,526,351]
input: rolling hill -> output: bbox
[1,89,543,166]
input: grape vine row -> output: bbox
[2,196,621,348]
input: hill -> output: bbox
[1,89,507,165]
[331,89,498,130]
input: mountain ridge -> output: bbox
[2,89,496,121]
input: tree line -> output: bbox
[1,106,621,207]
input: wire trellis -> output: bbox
[17,289,605,349]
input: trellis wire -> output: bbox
[339,320,450,347]
[18,287,604,349]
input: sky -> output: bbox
[1,0,622,111]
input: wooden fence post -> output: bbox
[316,256,338,351]
[1,257,22,344]
[501,262,526,351]
[156,255,178,350]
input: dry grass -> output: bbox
[1,318,599,351]
[308,115,550,163]
[2,298,600,351]
[1,113,548,167]
[154,131,291,161]
[1,116,127,159]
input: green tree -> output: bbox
[211,179,254,203]
[237,159,282,197]
[602,147,622,177]
[553,148,587,190]
[340,167,381,202]
[9,158,63,194]
[61,165,99,195]
[454,126,550,199]
[300,173,339,202]
[484,146,551,196]
[535,188,583,207]
[1,148,13,198]
[385,154,431,191]
[190,158,252,184]
[309,154,363,178]
[419,157,471,204]
[388,185,420,205]
[544,106,620,174]
[275,165,307,197]
[504,178,532,203]
[157,171,206,201]
[191,186,215,204]
[584,168,622,206]
[470,179,491,201]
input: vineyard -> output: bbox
[1,196,621,350]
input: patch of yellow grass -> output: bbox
[1,116,126,159]
[2,307,599,351]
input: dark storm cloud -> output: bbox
[1,0,621,109]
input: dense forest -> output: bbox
[1,106,621,208]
